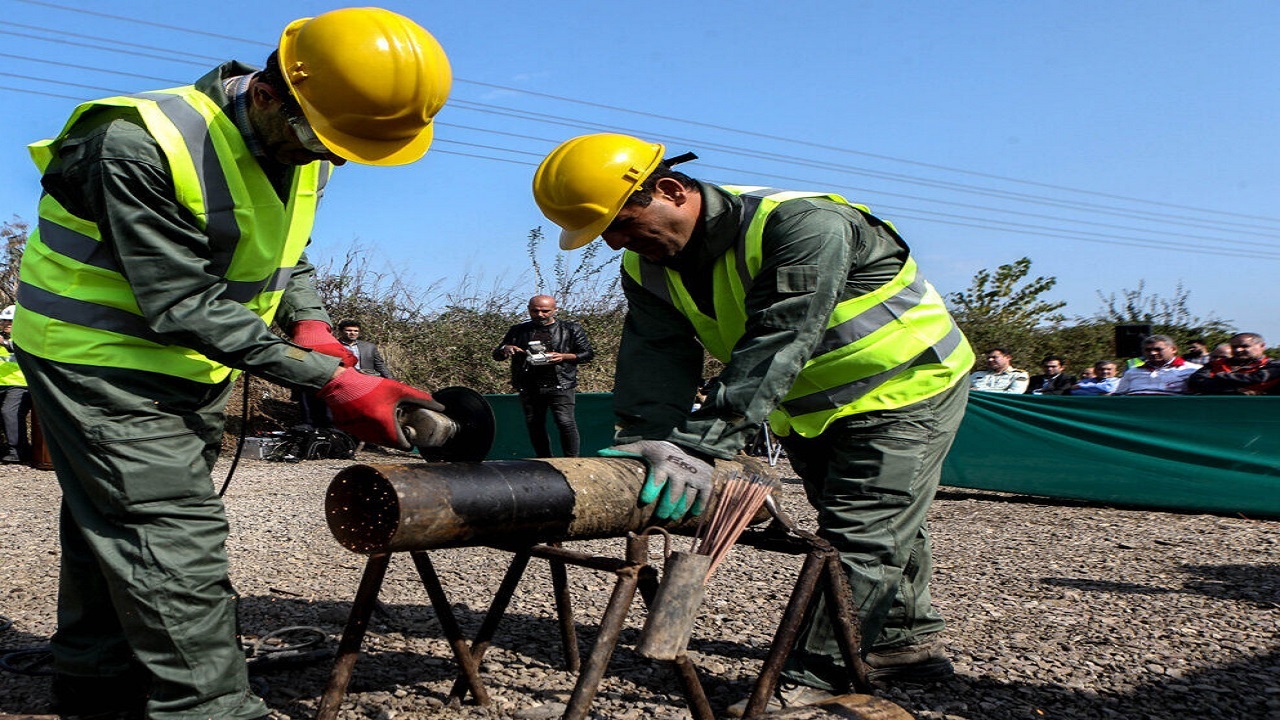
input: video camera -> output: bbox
[526,340,552,366]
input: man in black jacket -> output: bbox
[1026,355,1077,395]
[493,295,594,456]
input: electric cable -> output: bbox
[217,373,251,498]
[0,646,53,676]
[243,626,332,673]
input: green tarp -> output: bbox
[484,393,616,459]
[482,392,1280,518]
[941,393,1280,518]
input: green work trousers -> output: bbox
[19,352,267,720]
[779,381,967,691]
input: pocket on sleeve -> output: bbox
[777,265,819,294]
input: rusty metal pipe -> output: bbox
[325,457,772,554]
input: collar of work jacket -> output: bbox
[661,182,741,275]
[655,183,745,314]
[203,61,304,195]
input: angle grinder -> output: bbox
[396,386,495,462]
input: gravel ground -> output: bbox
[1,452,1277,720]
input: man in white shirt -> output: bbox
[969,347,1030,394]
[1112,335,1201,395]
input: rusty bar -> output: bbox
[627,533,662,608]
[743,548,827,719]
[821,549,870,692]
[409,551,489,706]
[516,543,634,573]
[562,565,640,720]
[325,457,772,554]
[547,542,581,672]
[317,552,391,720]
[447,551,532,702]
[673,654,715,720]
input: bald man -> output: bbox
[493,295,594,456]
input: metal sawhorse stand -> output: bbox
[315,517,870,719]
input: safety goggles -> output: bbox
[280,105,331,155]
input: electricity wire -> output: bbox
[3,2,1279,263]
[15,0,1279,228]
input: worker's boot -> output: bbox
[864,633,954,684]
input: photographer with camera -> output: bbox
[493,294,594,457]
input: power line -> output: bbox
[4,44,1272,244]
[0,83,79,101]
[0,21,224,62]
[423,144,1280,263]
[455,78,1280,225]
[696,161,1280,260]
[0,71,122,95]
[5,70,1278,260]
[4,3,1279,263]
[0,29,207,66]
[14,0,1277,228]
[436,120,1280,249]
[445,101,1280,237]
[12,0,272,46]
[0,52,182,85]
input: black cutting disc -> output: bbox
[418,386,495,462]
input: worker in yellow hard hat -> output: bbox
[15,8,451,719]
[534,133,974,714]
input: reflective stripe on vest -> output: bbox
[15,85,325,383]
[622,186,973,438]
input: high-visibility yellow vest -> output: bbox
[15,84,328,383]
[622,186,973,438]
[0,353,25,388]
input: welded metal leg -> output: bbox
[821,550,870,692]
[409,551,490,706]
[742,548,826,719]
[627,533,662,608]
[547,543,581,672]
[317,552,391,720]
[562,565,640,720]
[448,551,532,702]
[673,654,715,720]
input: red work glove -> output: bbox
[317,370,446,449]
[291,320,356,368]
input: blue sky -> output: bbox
[2,0,1278,356]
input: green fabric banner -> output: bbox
[941,393,1280,518]
[484,392,616,459]
[483,392,1280,518]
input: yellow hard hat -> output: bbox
[533,133,665,250]
[278,7,451,166]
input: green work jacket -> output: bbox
[615,183,972,457]
[14,63,338,389]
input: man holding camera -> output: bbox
[493,295,594,456]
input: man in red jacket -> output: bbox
[1189,333,1280,395]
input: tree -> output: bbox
[946,257,1066,365]
[0,217,28,306]
[1092,280,1232,345]
[526,225,625,314]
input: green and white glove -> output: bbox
[599,440,715,520]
